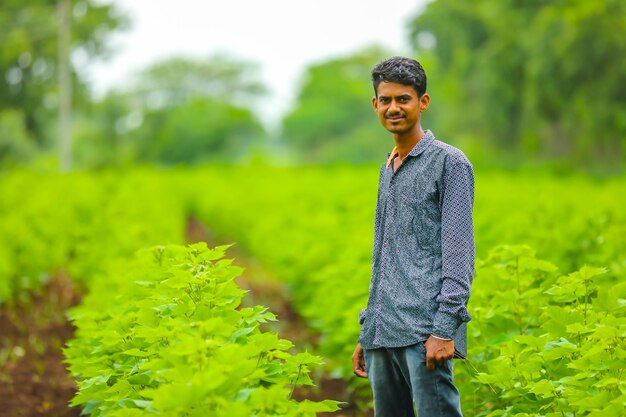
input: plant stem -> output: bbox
[575,275,590,350]
[289,364,303,399]
[515,256,524,335]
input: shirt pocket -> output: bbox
[396,193,418,237]
[400,191,440,250]
[416,198,441,250]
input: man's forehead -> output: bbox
[377,81,417,96]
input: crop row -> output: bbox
[184,167,626,415]
[1,166,625,415]
[65,243,338,416]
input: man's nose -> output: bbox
[388,100,399,112]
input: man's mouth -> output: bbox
[386,114,405,121]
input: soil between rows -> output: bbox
[0,273,81,417]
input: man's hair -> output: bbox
[371,56,427,97]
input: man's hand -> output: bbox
[352,343,368,378]
[425,335,455,370]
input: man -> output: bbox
[351,56,475,417]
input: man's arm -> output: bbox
[432,156,475,341]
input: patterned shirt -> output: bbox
[358,130,475,358]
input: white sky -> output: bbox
[86,0,428,127]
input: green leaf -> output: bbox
[571,391,611,411]
[121,348,151,357]
[296,399,343,413]
[527,380,556,398]
[541,338,578,360]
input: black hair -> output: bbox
[371,56,427,97]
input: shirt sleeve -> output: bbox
[359,163,385,327]
[432,156,475,339]
[359,308,367,325]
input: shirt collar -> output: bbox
[385,130,434,168]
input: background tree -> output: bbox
[409,0,626,167]
[0,1,129,153]
[76,54,267,166]
[129,54,266,109]
[281,46,396,164]
[150,98,263,164]
[71,93,136,168]
[0,109,35,168]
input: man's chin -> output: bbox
[385,125,408,135]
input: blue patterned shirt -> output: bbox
[358,130,475,358]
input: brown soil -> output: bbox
[0,272,82,417]
[186,216,374,417]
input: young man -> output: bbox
[351,56,475,417]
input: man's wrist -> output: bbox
[430,334,453,341]
[432,310,459,340]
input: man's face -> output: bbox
[372,81,429,136]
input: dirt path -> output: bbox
[0,273,82,417]
[186,217,373,417]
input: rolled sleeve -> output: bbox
[433,157,475,339]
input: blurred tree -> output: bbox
[0,0,129,149]
[0,109,35,168]
[130,53,266,109]
[151,98,264,164]
[281,46,395,163]
[409,0,626,166]
[76,54,267,166]
[72,94,135,168]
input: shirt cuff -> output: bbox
[432,310,459,340]
[358,308,367,325]
[431,334,453,341]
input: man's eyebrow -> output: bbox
[378,94,412,99]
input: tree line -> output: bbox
[1,0,624,170]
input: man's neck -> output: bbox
[393,128,426,160]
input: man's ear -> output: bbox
[372,96,378,111]
[420,93,431,112]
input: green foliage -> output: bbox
[1,166,624,415]
[466,246,625,416]
[79,55,268,166]
[65,243,340,417]
[0,1,129,143]
[71,95,137,168]
[185,167,626,412]
[281,46,394,163]
[409,0,626,166]
[150,98,264,164]
[0,109,35,168]
[0,169,185,303]
[131,53,267,108]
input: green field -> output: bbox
[1,166,624,416]
[3,1,624,415]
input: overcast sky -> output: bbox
[86,0,428,126]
